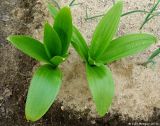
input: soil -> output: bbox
[0,0,160,126]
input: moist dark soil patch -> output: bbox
[0,0,36,46]
[0,0,160,125]
[31,104,160,126]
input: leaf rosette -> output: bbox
[7,6,72,121]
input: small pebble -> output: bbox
[91,120,96,124]
[3,89,12,98]
[61,106,64,111]
[0,96,3,101]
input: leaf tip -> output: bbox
[44,22,51,29]
[147,34,157,44]
[25,103,42,122]
[25,115,38,122]
[6,35,13,42]
[116,0,123,10]
[25,110,37,122]
[116,0,123,4]
[61,6,71,15]
[6,35,17,44]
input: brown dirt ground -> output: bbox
[0,0,160,126]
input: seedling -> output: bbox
[71,1,156,116]
[48,0,156,116]
[7,0,157,121]
[7,7,72,121]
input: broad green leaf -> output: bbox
[25,65,62,121]
[48,3,59,17]
[54,6,72,55]
[71,26,88,61]
[44,23,62,58]
[86,64,114,116]
[97,33,156,64]
[48,4,88,61]
[7,35,49,63]
[50,54,68,66]
[89,1,123,59]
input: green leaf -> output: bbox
[97,33,156,64]
[48,3,59,17]
[89,1,123,59]
[25,65,62,121]
[44,23,62,58]
[50,54,68,66]
[48,3,59,18]
[7,35,49,63]
[71,26,89,61]
[54,6,72,55]
[86,64,114,116]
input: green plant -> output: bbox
[48,0,156,116]
[71,1,156,116]
[7,7,72,121]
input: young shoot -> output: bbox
[71,1,156,116]
[7,7,72,121]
